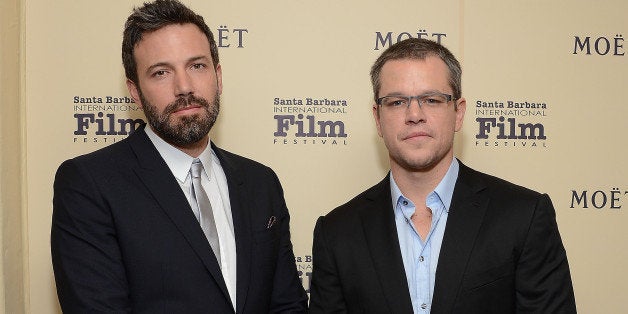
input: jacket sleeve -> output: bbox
[309,216,348,313]
[515,194,577,313]
[51,159,131,313]
[268,170,309,313]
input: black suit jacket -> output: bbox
[51,127,307,313]
[310,161,576,313]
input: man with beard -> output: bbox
[309,38,576,313]
[51,1,307,313]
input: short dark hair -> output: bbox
[370,38,462,101]
[121,0,219,84]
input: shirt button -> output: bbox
[402,200,408,205]
[421,303,427,310]
[418,256,424,262]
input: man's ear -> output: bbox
[126,79,142,108]
[454,97,466,132]
[373,104,383,137]
[215,63,223,95]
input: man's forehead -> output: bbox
[382,55,444,68]
[133,24,212,62]
[134,23,208,48]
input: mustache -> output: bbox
[163,94,211,116]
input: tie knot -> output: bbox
[191,159,204,179]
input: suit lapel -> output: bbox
[431,162,490,313]
[211,144,252,314]
[359,175,414,313]
[127,129,231,303]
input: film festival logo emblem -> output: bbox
[474,99,548,148]
[272,97,349,146]
[72,95,145,144]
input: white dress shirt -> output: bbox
[145,127,237,305]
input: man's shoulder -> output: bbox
[322,176,389,222]
[459,162,544,201]
[56,129,152,181]
[53,132,145,193]
[66,133,137,166]
[212,145,269,170]
[211,145,276,179]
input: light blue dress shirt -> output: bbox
[390,158,459,313]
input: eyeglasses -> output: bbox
[376,92,454,113]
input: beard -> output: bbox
[140,90,220,148]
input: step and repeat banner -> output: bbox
[25,0,626,312]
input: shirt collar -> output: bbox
[435,158,459,211]
[390,157,460,213]
[144,126,214,183]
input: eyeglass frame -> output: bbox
[375,92,455,112]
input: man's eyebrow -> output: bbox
[381,90,445,97]
[144,56,212,74]
[146,62,172,74]
[188,55,211,63]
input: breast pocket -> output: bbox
[253,225,281,245]
[253,212,285,245]
[251,223,282,275]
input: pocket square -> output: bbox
[266,215,277,229]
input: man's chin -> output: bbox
[160,132,208,148]
[394,155,438,172]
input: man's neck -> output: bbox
[177,137,210,158]
[147,125,210,158]
[390,156,453,205]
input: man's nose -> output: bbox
[174,72,194,97]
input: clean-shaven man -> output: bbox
[310,38,576,313]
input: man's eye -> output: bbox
[152,70,167,77]
[387,98,406,107]
[424,97,446,104]
[192,63,206,69]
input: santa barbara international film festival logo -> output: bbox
[473,98,548,149]
[272,96,349,146]
[72,95,145,144]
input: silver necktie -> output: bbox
[190,158,221,267]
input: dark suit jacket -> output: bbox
[51,127,307,313]
[310,161,576,313]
